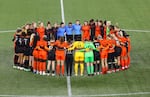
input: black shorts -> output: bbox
[108,52,115,62]
[29,47,34,56]
[15,46,24,53]
[114,46,122,57]
[93,51,100,61]
[74,35,81,41]
[66,35,73,41]
[24,47,30,56]
[48,52,55,60]
[65,54,73,64]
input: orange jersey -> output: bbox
[99,39,109,51]
[54,40,68,55]
[95,26,101,37]
[82,25,90,40]
[108,39,115,53]
[36,27,45,39]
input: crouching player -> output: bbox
[68,36,84,76]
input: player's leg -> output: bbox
[79,52,84,76]
[74,52,79,76]
[51,60,55,76]
[47,60,51,75]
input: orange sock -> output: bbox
[61,65,65,75]
[39,62,42,72]
[56,65,60,75]
[121,59,125,68]
[125,59,128,68]
[42,62,46,72]
[33,61,37,71]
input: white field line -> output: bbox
[60,0,72,97]
[0,92,150,97]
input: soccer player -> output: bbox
[68,37,84,76]
[35,36,50,75]
[99,36,109,74]
[107,35,116,73]
[47,37,56,76]
[95,20,101,38]
[83,39,97,76]
[57,22,66,40]
[65,39,73,76]
[73,20,82,41]
[52,22,59,40]
[45,21,53,41]
[93,37,101,75]
[12,28,22,68]
[36,22,45,40]
[65,22,73,41]
[89,19,95,41]
[81,21,90,41]
[54,37,68,76]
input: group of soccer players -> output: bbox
[12,19,131,76]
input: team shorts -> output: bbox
[74,51,84,62]
[121,46,127,57]
[100,51,108,59]
[39,50,47,60]
[24,47,30,56]
[114,46,122,57]
[85,51,94,63]
[66,35,73,41]
[48,51,55,60]
[15,46,23,53]
[93,50,100,61]
[74,35,81,41]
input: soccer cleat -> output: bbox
[47,73,50,76]
[80,74,83,76]
[75,74,78,76]
[97,72,100,75]
[42,72,46,75]
[13,65,17,69]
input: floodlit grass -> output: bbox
[0,0,150,96]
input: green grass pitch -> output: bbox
[0,0,150,97]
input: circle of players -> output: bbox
[12,19,131,76]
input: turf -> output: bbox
[0,0,150,97]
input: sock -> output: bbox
[125,59,128,68]
[61,65,65,75]
[33,61,37,71]
[42,62,46,72]
[56,65,60,75]
[102,67,105,74]
[93,64,96,73]
[121,59,125,68]
[14,55,19,65]
[74,63,78,75]
[87,66,90,74]
[80,63,84,75]
[91,65,94,74]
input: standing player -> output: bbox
[36,22,45,40]
[89,19,95,41]
[81,21,90,41]
[83,39,97,76]
[95,20,101,38]
[93,37,101,75]
[57,22,66,40]
[73,20,82,41]
[99,37,109,74]
[65,40,74,76]
[54,37,68,76]
[47,37,56,76]
[45,21,53,41]
[65,22,73,41]
[68,37,84,76]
